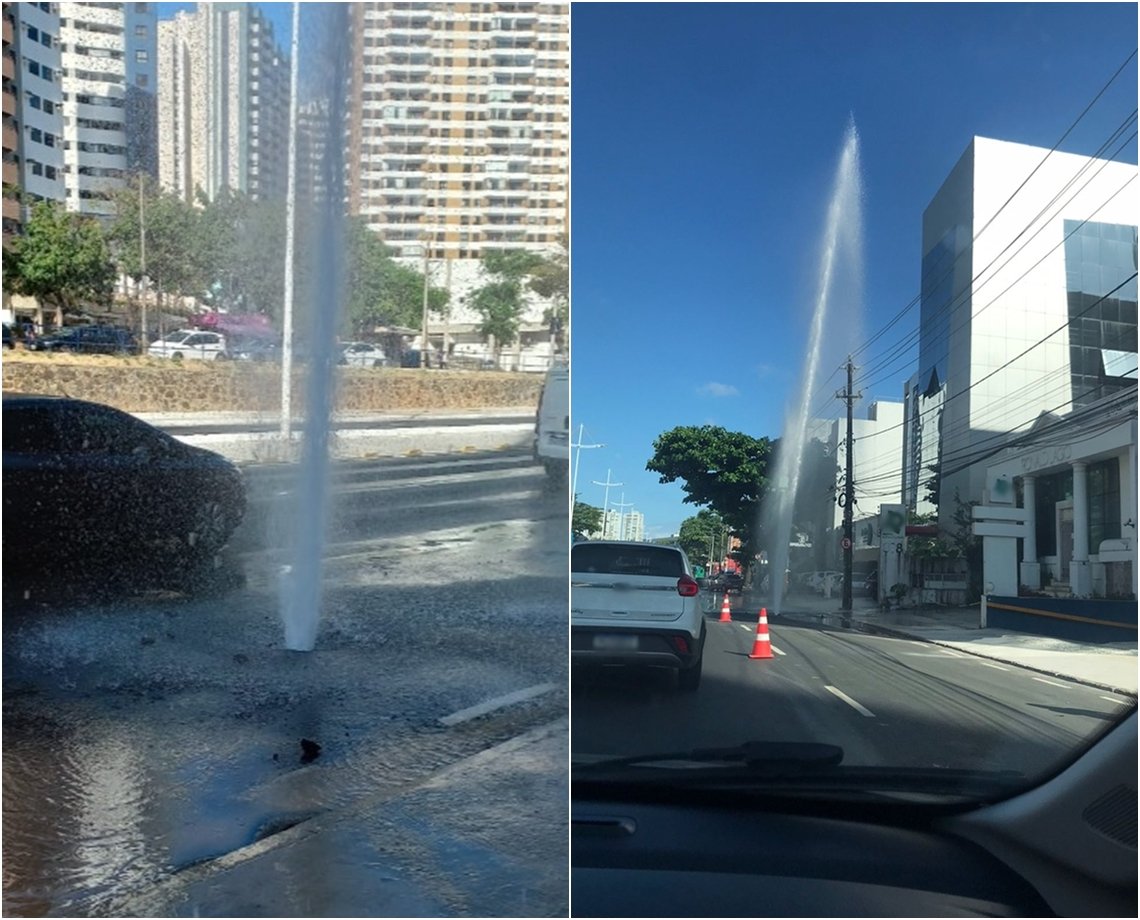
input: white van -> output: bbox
[534,362,569,481]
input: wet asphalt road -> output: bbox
[3,450,569,917]
[572,592,1128,777]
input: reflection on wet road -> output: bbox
[3,450,569,917]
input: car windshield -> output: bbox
[570,1,1137,803]
[2,3,569,917]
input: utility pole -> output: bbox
[592,469,623,535]
[837,355,861,612]
[138,172,147,353]
[571,424,604,502]
[421,240,430,368]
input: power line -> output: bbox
[798,50,1138,418]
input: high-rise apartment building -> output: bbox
[344,2,568,354]
[2,3,18,239]
[7,1,64,216]
[902,137,1137,526]
[157,3,290,204]
[58,1,156,218]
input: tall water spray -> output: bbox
[280,4,350,651]
[763,120,864,614]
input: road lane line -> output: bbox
[825,685,876,718]
[1032,677,1070,689]
[1100,695,1130,705]
[439,683,558,726]
[978,661,1010,671]
[771,646,785,656]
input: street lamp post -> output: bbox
[612,493,633,541]
[592,469,623,536]
[571,424,603,502]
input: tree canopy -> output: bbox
[573,500,603,537]
[677,508,727,567]
[2,200,117,314]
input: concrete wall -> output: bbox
[1,354,542,414]
[987,595,1137,644]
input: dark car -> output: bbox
[2,324,12,349]
[29,324,138,355]
[2,395,246,596]
[231,337,280,362]
[721,571,744,594]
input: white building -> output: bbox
[591,509,645,542]
[976,390,1136,599]
[12,1,64,205]
[58,1,155,218]
[904,137,1137,531]
[157,3,289,203]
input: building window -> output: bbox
[1088,459,1122,550]
[134,24,147,38]
[29,127,43,143]
[135,49,148,63]
[135,74,148,87]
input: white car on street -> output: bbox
[148,329,228,361]
[534,362,569,482]
[571,541,706,691]
[338,341,389,367]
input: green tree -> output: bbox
[573,500,603,537]
[527,236,568,353]
[468,249,547,361]
[193,187,288,320]
[646,425,774,552]
[2,200,116,315]
[341,219,448,337]
[110,176,207,312]
[677,508,726,568]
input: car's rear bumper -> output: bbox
[571,625,704,669]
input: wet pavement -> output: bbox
[729,589,1138,696]
[3,450,569,917]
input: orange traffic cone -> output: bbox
[719,593,732,623]
[748,608,773,659]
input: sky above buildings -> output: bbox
[571,2,1139,539]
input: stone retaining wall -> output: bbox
[1,354,542,413]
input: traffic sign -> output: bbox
[841,537,852,550]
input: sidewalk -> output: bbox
[743,589,1138,697]
[135,408,536,463]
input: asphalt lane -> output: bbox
[572,595,1125,780]
[3,449,569,917]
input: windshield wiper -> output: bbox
[574,741,844,774]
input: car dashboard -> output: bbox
[572,713,1137,917]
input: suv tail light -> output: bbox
[677,575,699,597]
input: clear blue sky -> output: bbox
[571,2,1138,539]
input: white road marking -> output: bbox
[439,683,558,726]
[1100,695,1130,705]
[1032,677,1070,689]
[825,685,876,718]
[978,661,1010,671]
[736,622,783,653]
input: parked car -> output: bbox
[338,341,389,367]
[230,337,279,362]
[571,540,706,691]
[534,362,569,483]
[2,394,246,595]
[148,329,228,361]
[720,571,744,595]
[2,323,12,349]
[28,324,138,355]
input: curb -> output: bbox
[776,609,1138,699]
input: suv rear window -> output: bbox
[572,544,684,577]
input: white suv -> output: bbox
[571,541,707,691]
